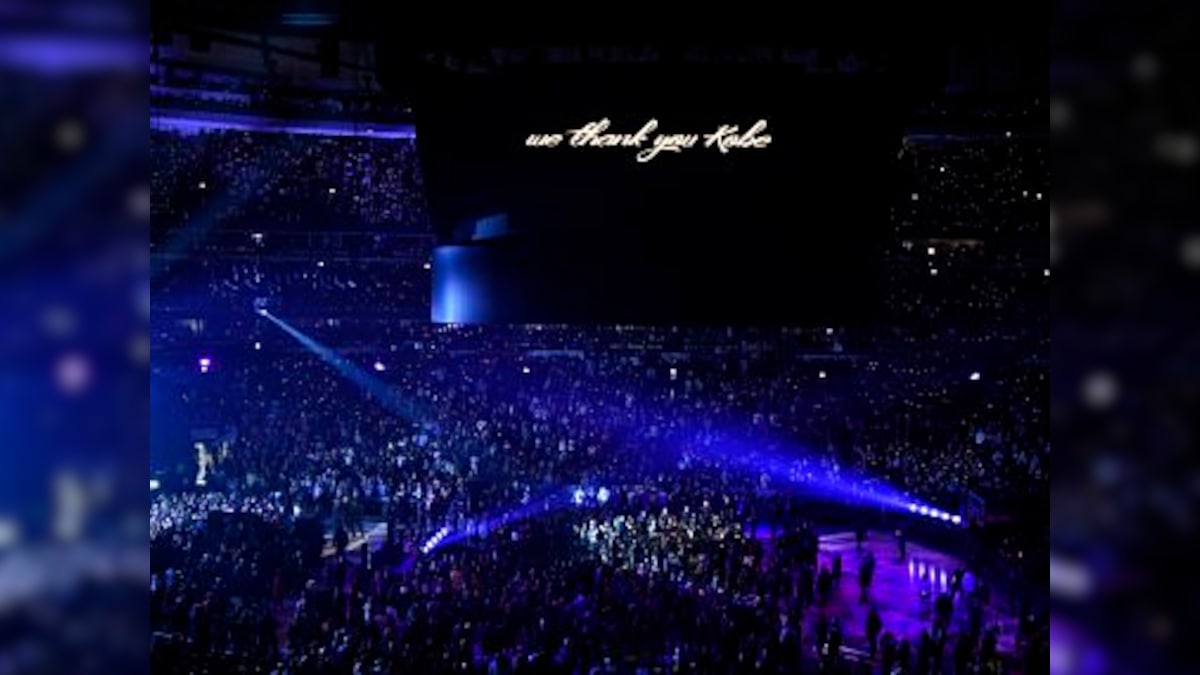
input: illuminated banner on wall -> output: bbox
[526,118,772,162]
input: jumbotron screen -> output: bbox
[413,57,920,325]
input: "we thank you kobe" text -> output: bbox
[525,118,772,162]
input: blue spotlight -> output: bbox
[597,487,610,505]
[908,503,918,513]
[940,512,951,522]
[373,360,386,372]
[572,488,585,506]
[918,506,930,516]
[260,312,427,419]
[421,525,451,555]
[951,515,963,525]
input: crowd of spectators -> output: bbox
[893,136,1047,239]
[150,55,413,122]
[884,241,1047,328]
[150,102,1048,672]
[151,129,430,237]
[150,490,290,541]
[153,254,431,318]
[149,316,1048,672]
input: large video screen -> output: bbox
[414,62,916,325]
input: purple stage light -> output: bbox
[951,515,963,525]
[918,506,930,516]
[373,361,386,372]
[908,503,918,513]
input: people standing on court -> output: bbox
[881,631,897,674]
[817,564,833,606]
[866,605,883,658]
[858,550,876,604]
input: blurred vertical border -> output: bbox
[1053,1,1200,674]
[0,0,148,673]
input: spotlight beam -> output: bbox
[430,487,579,554]
[260,311,427,420]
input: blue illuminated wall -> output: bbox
[431,245,490,324]
[431,239,658,325]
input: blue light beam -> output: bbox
[260,311,427,420]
